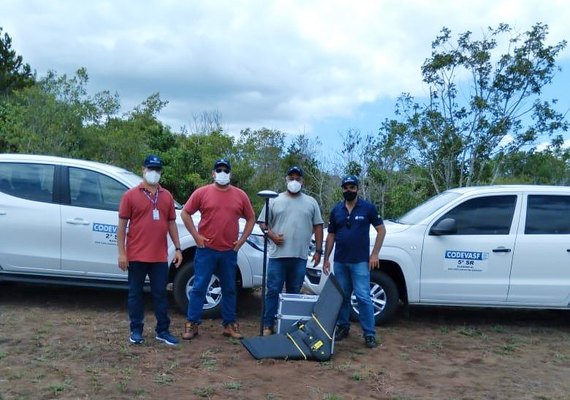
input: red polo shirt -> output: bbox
[184,184,255,251]
[119,183,177,262]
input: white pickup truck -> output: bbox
[304,185,570,324]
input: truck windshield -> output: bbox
[396,191,461,225]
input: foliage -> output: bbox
[0,27,34,97]
[0,24,567,221]
[380,23,568,193]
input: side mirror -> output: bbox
[430,218,457,236]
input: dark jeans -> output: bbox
[127,261,170,334]
[187,247,238,326]
[263,257,307,328]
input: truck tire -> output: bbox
[349,270,399,325]
[172,260,222,319]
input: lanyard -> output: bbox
[142,188,159,209]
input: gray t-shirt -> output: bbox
[258,192,324,259]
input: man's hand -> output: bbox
[118,254,128,271]
[311,252,321,267]
[172,250,183,268]
[194,234,210,248]
[233,238,246,252]
[369,253,379,270]
[323,259,331,275]
[268,230,284,246]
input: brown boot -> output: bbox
[182,321,199,340]
[222,322,244,339]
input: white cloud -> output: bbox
[2,0,570,140]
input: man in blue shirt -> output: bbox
[323,175,386,348]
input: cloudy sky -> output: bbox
[2,0,570,151]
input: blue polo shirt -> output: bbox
[328,198,383,263]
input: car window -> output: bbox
[435,195,517,235]
[397,191,461,224]
[69,167,128,211]
[525,195,570,234]
[0,162,54,203]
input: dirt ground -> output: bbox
[1,284,569,400]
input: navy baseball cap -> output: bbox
[287,166,304,177]
[143,155,163,169]
[341,175,359,187]
[213,158,231,171]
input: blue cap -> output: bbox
[341,175,359,187]
[213,158,231,171]
[143,155,163,169]
[287,166,304,177]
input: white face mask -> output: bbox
[287,180,302,194]
[144,170,161,185]
[214,171,231,186]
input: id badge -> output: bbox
[152,209,160,220]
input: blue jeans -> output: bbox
[333,261,376,337]
[128,261,170,334]
[187,247,238,326]
[263,257,307,328]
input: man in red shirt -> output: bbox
[118,155,183,346]
[181,158,255,340]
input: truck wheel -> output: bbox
[172,260,222,318]
[349,270,399,325]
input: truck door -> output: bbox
[420,195,518,303]
[508,194,570,305]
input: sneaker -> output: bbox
[129,331,144,344]
[334,326,350,341]
[155,331,179,346]
[222,322,244,339]
[364,335,378,349]
[262,327,273,336]
[182,321,199,340]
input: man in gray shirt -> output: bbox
[258,166,324,335]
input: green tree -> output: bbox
[0,68,120,156]
[388,23,568,192]
[0,27,34,97]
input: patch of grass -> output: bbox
[323,394,343,400]
[495,335,523,355]
[350,372,363,381]
[154,360,179,384]
[0,351,6,360]
[553,352,568,362]
[89,375,103,391]
[335,361,353,371]
[426,338,443,352]
[319,361,334,369]
[154,372,175,384]
[192,386,215,398]
[48,379,72,395]
[200,349,218,371]
[117,380,128,393]
[224,381,242,390]
[492,325,506,333]
[457,326,482,337]
[399,352,410,360]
